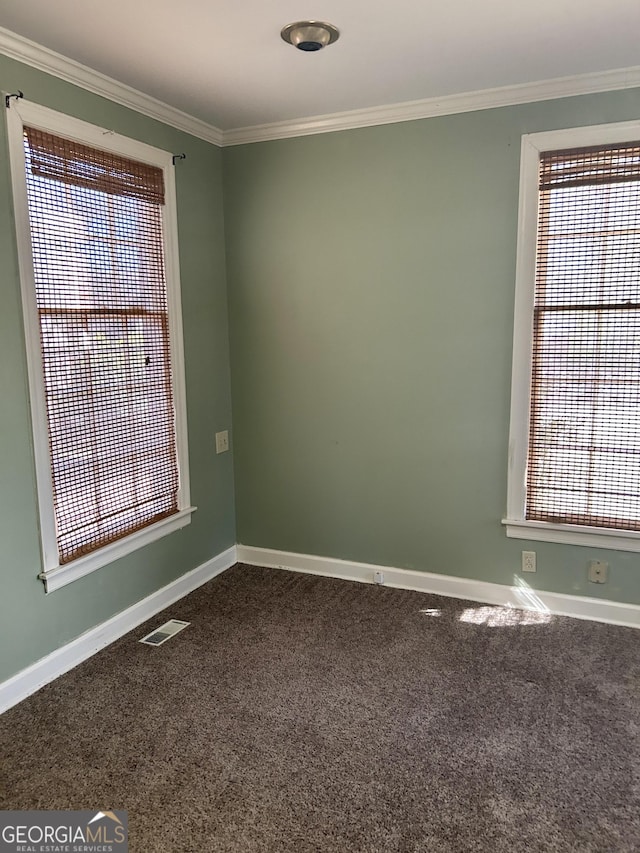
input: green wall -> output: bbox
[2,51,640,686]
[0,55,235,682]
[223,88,640,606]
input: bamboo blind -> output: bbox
[527,141,640,529]
[23,127,179,564]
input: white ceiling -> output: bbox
[1,0,639,133]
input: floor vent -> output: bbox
[140,619,190,646]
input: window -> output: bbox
[504,120,640,551]
[7,100,193,591]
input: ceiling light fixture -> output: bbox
[280,21,340,52]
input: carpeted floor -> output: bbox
[1,564,639,852]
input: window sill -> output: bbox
[39,506,197,593]
[503,517,640,553]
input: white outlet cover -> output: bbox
[588,560,609,583]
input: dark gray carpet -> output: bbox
[1,564,639,852]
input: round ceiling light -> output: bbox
[280,21,340,52]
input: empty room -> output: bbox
[1,0,640,850]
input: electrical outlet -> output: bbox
[215,430,229,454]
[374,571,384,585]
[522,550,536,573]
[588,560,608,584]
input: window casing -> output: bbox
[7,100,194,591]
[504,120,640,551]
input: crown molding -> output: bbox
[2,25,639,150]
[0,26,224,146]
[222,65,640,146]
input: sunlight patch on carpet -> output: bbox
[460,605,552,627]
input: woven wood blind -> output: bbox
[25,127,165,204]
[23,127,179,564]
[527,141,640,529]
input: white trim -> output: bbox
[40,507,197,593]
[236,544,640,630]
[222,67,640,146]
[6,97,186,162]
[0,546,237,714]
[1,26,640,148]
[0,26,223,146]
[4,542,639,714]
[7,99,194,589]
[503,519,640,552]
[505,132,539,524]
[506,119,640,551]
[5,101,59,569]
[158,122,192,520]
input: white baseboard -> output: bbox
[0,545,237,714]
[5,542,638,715]
[236,544,640,630]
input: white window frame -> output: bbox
[504,119,640,552]
[6,99,195,592]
